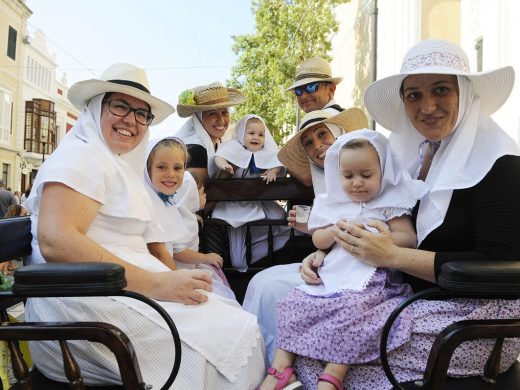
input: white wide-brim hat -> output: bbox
[364,39,515,130]
[176,82,245,118]
[286,57,343,91]
[68,63,175,125]
[278,108,368,178]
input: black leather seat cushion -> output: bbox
[438,261,520,294]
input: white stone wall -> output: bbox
[461,0,520,142]
[332,0,520,142]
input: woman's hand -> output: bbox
[203,252,224,267]
[154,269,213,305]
[300,250,326,285]
[333,220,399,268]
[222,164,235,175]
[38,183,215,304]
[215,156,234,175]
[198,185,207,210]
[287,206,309,233]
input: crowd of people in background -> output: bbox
[2,38,519,390]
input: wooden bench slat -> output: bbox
[204,177,314,202]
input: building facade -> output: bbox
[1,0,79,193]
[331,0,520,142]
[0,0,31,191]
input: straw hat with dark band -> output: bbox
[278,107,368,178]
[286,57,343,91]
[68,63,174,125]
[176,82,246,118]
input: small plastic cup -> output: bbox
[295,205,311,224]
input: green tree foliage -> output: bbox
[228,0,348,144]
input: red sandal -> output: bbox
[258,367,303,390]
[318,373,343,390]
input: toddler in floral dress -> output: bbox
[257,129,426,390]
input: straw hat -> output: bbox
[68,63,175,125]
[286,57,343,91]
[176,82,245,118]
[364,39,515,130]
[278,108,368,178]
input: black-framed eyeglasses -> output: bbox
[294,82,321,97]
[104,99,154,125]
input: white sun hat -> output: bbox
[364,39,515,130]
[68,63,175,125]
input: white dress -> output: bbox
[143,146,236,301]
[242,163,326,363]
[212,115,293,270]
[25,96,265,389]
[215,167,293,270]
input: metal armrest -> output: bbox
[380,261,520,389]
[1,262,181,390]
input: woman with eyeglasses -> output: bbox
[24,64,265,389]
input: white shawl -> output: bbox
[26,95,152,222]
[389,76,520,245]
[174,115,220,178]
[215,114,281,169]
[309,123,344,195]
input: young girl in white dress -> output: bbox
[258,129,426,390]
[212,114,293,270]
[144,136,235,299]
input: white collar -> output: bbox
[215,114,281,169]
[389,76,520,244]
[309,129,427,230]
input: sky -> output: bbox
[24,0,255,139]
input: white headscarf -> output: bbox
[143,138,193,249]
[174,114,220,178]
[302,130,426,295]
[389,76,520,245]
[309,123,344,195]
[215,114,281,169]
[171,172,201,252]
[309,129,427,230]
[26,95,152,222]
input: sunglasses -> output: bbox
[294,82,321,97]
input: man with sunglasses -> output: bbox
[286,56,344,114]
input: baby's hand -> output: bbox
[261,169,277,184]
[203,253,224,267]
